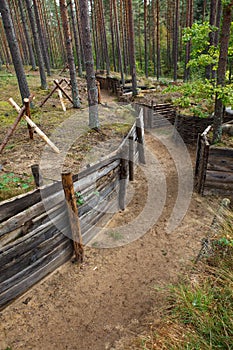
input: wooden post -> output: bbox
[128,135,134,181]
[24,98,34,139]
[97,80,101,104]
[62,172,84,263]
[31,164,42,187]
[119,148,128,211]
[136,110,146,164]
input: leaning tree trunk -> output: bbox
[25,0,47,89]
[78,0,99,129]
[0,0,30,101]
[212,2,233,143]
[60,0,80,108]
[127,0,137,96]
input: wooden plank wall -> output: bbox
[195,127,233,196]
[0,118,141,310]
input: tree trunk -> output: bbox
[173,0,180,81]
[33,0,51,76]
[110,0,117,72]
[184,0,193,82]
[18,0,36,70]
[212,2,233,143]
[59,0,80,108]
[70,0,82,77]
[0,0,30,101]
[78,0,99,129]
[156,0,161,80]
[127,0,137,96]
[144,0,148,77]
[25,0,47,89]
[112,0,125,85]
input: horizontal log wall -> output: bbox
[0,119,141,310]
[195,127,233,196]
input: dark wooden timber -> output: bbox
[62,172,84,263]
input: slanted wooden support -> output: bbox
[39,80,62,107]
[62,172,84,263]
[128,135,134,181]
[8,98,60,154]
[136,110,146,164]
[0,95,34,154]
[24,98,34,139]
[53,79,74,105]
[55,80,66,111]
[119,148,128,211]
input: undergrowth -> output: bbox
[137,205,233,350]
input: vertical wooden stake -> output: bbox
[24,98,34,139]
[128,135,134,181]
[31,164,43,187]
[97,80,101,104]
[62,172,84,263]
[136,110,146,164]
[119,148,128,211]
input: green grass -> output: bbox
[135,207,233,350]
[0,171,34,201]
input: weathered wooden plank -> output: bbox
[0,231,68,285]
[204,181,233,190]
[0,243,72,310]
[0,201,45,238]
[0,213,67,264]
[0,189,41,223]
[205,170,233,183]
[209,147,233,157]
[207,159,233,172]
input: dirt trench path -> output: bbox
[0,91,219,350]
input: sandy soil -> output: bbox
[0,126,219,350]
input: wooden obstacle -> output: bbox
[195,125,233,196]
[0,111,144,310]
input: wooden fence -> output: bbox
[0,112,144,309]
[195,126,233,196]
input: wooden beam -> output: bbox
[8,98,60,154]
[53,79,73,105]
[62,172,84,263]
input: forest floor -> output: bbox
[0,70,221,350]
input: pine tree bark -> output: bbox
[33,0,51,76]
[70,0,82,77]
[0,0,30,101]
[60,0,80,108]
[212,2,233,143]
[127,0,137,96]
[78,0,99,129]
[144,0,148,77]
[112,0,124,85]
[173,0,180,81]
[184,0,193,81]
[25,0,47,89]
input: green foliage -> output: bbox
[75,191,85,206]
[0,172,33,190]
[183,22,219,74]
